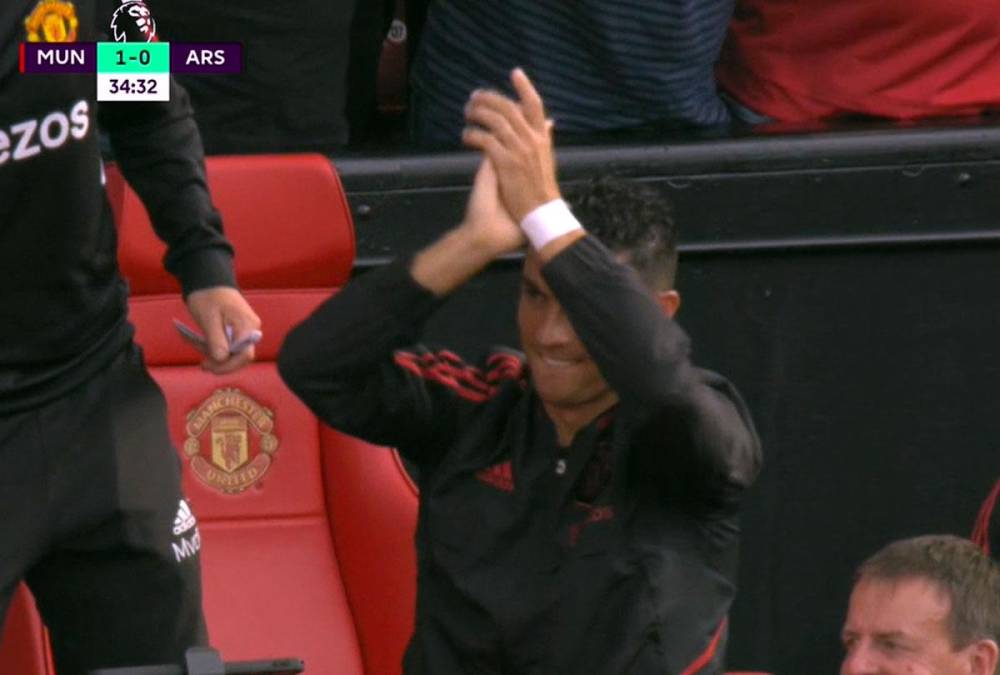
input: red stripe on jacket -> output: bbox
[972,477,999,556]
[394,350,523,403]
[679,617,728,675]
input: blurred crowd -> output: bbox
[149,0,1000,154]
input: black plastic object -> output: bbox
[88,647,304,675]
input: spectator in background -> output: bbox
[410,0,749,147]
[840,535,999,675]
[717,1,1000,124]
[347,0,429,146]
[151,1,362,154]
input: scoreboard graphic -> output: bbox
[19,42,242,101]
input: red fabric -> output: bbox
[971,477,999,556]
[119,154,421,674]
[129,291,328,367]
[113,153,420,674]
[322,429,419,675]
[394,350,524,403]
[717,0,1000,122]
[679,618,727,675]
[197,522,365,671]
[0,585,52,675]
[107,153,355,294]
[137,291,369,673]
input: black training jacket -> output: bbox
[279,236,762,674]
[0,0,234,414]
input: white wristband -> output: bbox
[520,199,583,251]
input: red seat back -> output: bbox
[0,585,53,675]
[131,291,368,673]
[114,154,355,294]
[322,430,418,675]
[115,154,418,674]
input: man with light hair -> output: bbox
[840,534,999,675]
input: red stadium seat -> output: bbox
[122,154,419,674]
[321,429,419,675]
[0,584,54,675]
[112,154,356,294]
[0,154,419,675]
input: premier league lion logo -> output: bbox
[110,0,156,42]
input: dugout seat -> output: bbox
[0,584,53,675]
[0,154,420,675]
[116,154,420,675]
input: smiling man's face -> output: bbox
[840,577,977,675]
[517,252,615,415]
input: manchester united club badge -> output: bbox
[24,0,79,43]
[184,388,280,494]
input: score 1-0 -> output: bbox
[96,42,169,101]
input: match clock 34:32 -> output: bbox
[107,77,159,95]
[96,42,169,101]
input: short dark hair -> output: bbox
[567,177,678,291]
[856,535,1000,649]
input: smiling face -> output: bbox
[517,253,615,417]
[517,249,682,440]
[840,577,976,675]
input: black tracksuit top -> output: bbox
[0,0,234,414]
[279,236,763,674]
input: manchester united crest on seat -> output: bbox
[184,388,279,494]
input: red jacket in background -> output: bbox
[716,0,1000,123]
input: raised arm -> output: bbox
[464,69,761,505]
[278,159,527,460]
[410,160,525,294]
[544,236,760,506]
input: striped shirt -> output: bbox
[410,0,735,145]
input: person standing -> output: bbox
[1,1,260,672]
